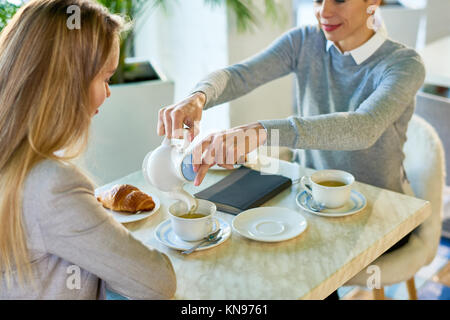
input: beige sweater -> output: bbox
[0,160,176,299]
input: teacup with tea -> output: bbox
[168,199,217,241]
[300,169,354,209]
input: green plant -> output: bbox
[96,0,162,83]
[0,0,284,84]
[204,0,286,33]
[98,0,285,84]
[0,0,20,32]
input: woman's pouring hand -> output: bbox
[157,92,206,142]
[192,122,268,186]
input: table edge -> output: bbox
[300,200,432,299]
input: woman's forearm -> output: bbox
[191,28,302,110]
[260,54,425,151]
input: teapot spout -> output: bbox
[168,189,198,212]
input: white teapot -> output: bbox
[142,131,198,211]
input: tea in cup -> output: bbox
[300,170,354,209]
[169,199,217,241]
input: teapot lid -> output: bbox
[181,154,196,181]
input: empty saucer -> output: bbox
[232,207,307,242]
[296,190,367,217]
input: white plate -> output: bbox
[97,192,160,224]
[154,217,231,252]
[296,190,367,217]
[209,164,242,170]
[232,207,308,242]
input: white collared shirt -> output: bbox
[326,13,388,65]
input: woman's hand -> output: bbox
[192,122,267,186]
[157,92,206,142]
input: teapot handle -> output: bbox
[162,136,171,146]
[181,129,191,150]
[162,128,191,150]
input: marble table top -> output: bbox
[96,157,431,299]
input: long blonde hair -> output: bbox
[0,0,126,286]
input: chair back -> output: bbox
[403,115,446,265]
[415,91,450,185]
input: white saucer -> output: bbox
[209,164,242,170]
[232,207,307,242]
[154,217,231,252]
[296,190,367,217]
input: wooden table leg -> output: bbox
[372,287,385,300]
[406,277,418,300]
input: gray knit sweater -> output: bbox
[193,25,426,193]
[1,160,176,299]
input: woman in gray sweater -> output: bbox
[157,0,425,282]
[0,0,176,299]
[159,0,424,194]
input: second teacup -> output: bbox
[300,169,354,209]
[168,199,217,241]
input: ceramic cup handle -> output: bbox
[300,176,313,198]
[207,218,219,234]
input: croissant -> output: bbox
[97,184,155,213]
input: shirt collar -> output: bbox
[326,12,387,65]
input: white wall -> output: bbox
[295,0,316,27]
[134,0,295,134]
[227,0,295,127]
[134,0,230,140]
[380,5,426,49]
[76,80,175,185]
[425,0,450,44]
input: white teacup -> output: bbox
[168,199,217,241]
[300,170,354,209]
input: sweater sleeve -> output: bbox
[191,27,307,109]
[259,52,426,150]
[25,160,176,300]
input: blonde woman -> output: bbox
[0,0,176,299]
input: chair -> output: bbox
[415,92,450,186]
[345,114,446,299]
